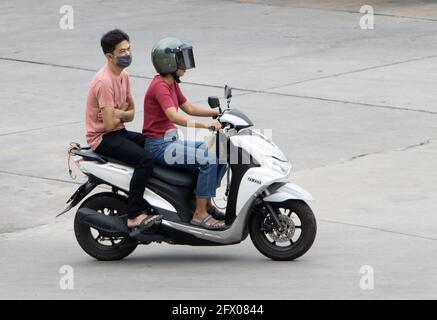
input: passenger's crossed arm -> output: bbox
[98,96,135,132]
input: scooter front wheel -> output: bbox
[249,200,316,261]
[74,192,138,261]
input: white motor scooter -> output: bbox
[60,85,316,261]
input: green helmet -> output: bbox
[151,37,195,74]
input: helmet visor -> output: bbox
[176,45,195,70]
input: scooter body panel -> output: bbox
[79,160,177,213]
[236,166,289,215]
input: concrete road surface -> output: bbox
[0,0,436,299]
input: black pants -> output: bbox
[95,129,154,219]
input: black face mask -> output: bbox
[115,54,132,69]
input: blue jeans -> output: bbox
[144,131,227,198]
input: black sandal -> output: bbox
[129,214,163,237]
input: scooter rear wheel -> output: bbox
[250,200,316,261]
[74,192,138,261]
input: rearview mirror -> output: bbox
[208,96,220,108]
[224,85,232,100]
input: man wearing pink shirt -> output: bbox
[85,29,161,236]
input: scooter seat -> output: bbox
[75,150,196,188]
[151,165,197,188]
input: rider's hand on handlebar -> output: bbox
[211,109,221,119]
[207,119,221,132]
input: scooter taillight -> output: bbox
[73,156,85,168]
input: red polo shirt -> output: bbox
[143,75,187,138]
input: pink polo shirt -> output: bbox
[85,65,132,150]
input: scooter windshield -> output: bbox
[176,45,195,70]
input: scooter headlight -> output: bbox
[264,156,292,176]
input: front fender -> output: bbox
[263,182,314,203]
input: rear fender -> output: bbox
[57,178,99,217]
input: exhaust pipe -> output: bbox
[76,208,165,242]
[76,208,130,237]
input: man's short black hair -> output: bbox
[100,29,130,55]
